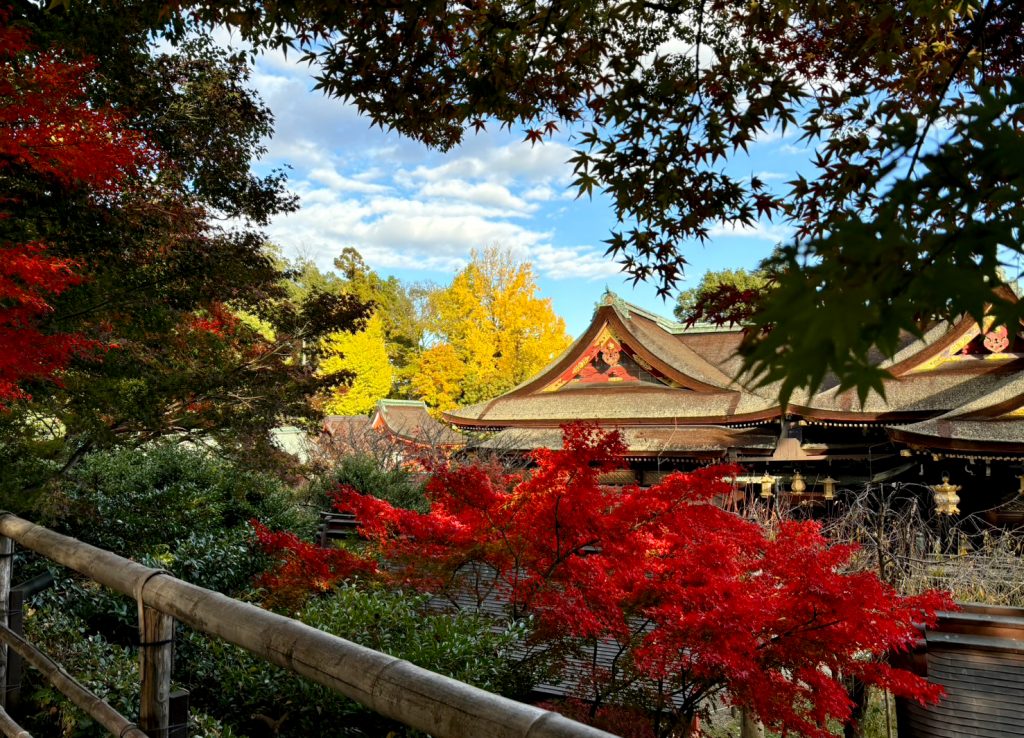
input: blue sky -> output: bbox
[248,47,804,337]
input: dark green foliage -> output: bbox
[44,443,313,561]
[0,413,63,513]
[743,82,1024,406]
[3,2,371,490]
[21,601,141,738]
[301,586,536,696]
[177,584,536,737]
[23,592,237,738]
[311,453,428,513]
[673,268,771,324]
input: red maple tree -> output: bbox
[250,519,377,611]
[0,13,154,403]
[330,424,951,738]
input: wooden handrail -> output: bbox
[0,705,32,737]
[0,624,146,738]
[0,513,617,738]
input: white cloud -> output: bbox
[402,139,574,185]
[418,180,533,212]
[244,42,626,285]
[266,191,550,269]
[754,171,789,182]
[708,220,792,243]
[523,184,558,201]
[531,245,625,280]
[308,167,390,194]
[751,124,799,146]
[780,143,810,156]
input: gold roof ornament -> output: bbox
[930,474,961,516]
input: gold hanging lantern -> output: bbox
[822,476,837,501]
[760,472,775,499]
[930,475,961,516]
[790,471,806,495]
[1018,474,1024,496]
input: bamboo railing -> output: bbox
[0,512,617,738]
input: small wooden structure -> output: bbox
[0,512,616,738]
[896,604,1024,738]
[320,399,464,462]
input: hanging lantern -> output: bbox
[790,471,806,495]
[930,475,961,516]
[1018,474,1024,496]
[822,476,837,501]
[760,472,775,499]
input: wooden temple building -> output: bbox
[320,399,463,466]
[443,291,1024,517]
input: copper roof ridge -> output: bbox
[601,290,746,335]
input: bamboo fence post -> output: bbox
[0,536,12,709]
[137,572,174,738]
[4,589,22,711]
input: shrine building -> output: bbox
[443,291,1024,518]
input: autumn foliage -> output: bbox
[250,518,376,611]
[0,14,154,402]
[317,424,953,738]
[412,247,572,411]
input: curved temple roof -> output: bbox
[444,291,1024,456]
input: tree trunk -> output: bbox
[740,708,764,738]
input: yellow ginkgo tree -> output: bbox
[319,313,393,416]
[412,247,571,411]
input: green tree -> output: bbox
[673,269,771,324]
[135,0,1023,400]
[413,247,571,410]
[319,312,394,416]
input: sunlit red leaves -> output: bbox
[250,519,377,611]
[185,302,238,338]
[0,17,155,193]
[0,242,97,401]
[335,423,951,737]
[0,15,157,403]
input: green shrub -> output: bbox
[22,595,240,738]
[309,453,427,512]
[177,630,371,737]
[300,584,536,696]
[45,442,314,561]
[176,584,539,737]
[0,408,75,514]
[21,601,140,738]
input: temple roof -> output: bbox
[446,292,779,428]
[477,425,777,457]
[324,400,464,450]
[372,399,465,446]
[888,372,1024,455]
[444,291,1024,457]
